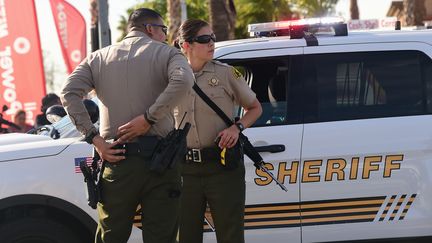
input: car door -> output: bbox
[201,48,304,243]
[300,43,432,242]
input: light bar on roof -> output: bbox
[248,17,347,39]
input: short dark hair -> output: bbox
[128,8,163,29]
[14,109,26,119]
[41,93,60,113]
[175,19,209,49]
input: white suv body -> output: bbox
[203,29,432,243]
[1,27,432,243]
[0,122,143,242]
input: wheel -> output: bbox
[0,217,83,243]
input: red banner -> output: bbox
[0,0,46,125]
[49,0,86,74]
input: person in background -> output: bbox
[175,19,262,243]
[35,93,62,128]
[9,110,33,133]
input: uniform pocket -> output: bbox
[201,86,227,100]
[200,86,233,118]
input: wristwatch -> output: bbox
[235,122,245,132]
[84,130,99,144]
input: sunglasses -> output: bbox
[143,23,168,35]
[190,34,216,44]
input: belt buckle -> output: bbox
[192,149,201,163]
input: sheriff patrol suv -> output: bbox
[1,18,432,243]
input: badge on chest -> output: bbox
[208,77,219,86]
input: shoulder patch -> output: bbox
[232,67,242,80]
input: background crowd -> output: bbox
[0,93,62,134]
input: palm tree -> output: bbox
[234,0,292,38]
[168,0,181,44]
[293,0,338,17]
[403,0,426,26]
[350,0,359,19]
[209,0,236,41]
[117,0,208,42]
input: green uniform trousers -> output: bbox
[179,158,245,243]
[95,155,181,243]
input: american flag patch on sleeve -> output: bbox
[74,157,93,173]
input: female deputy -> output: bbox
[174,19,262,243]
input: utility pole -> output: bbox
[90,0,99,51]
[97,0,111,48]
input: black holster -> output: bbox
[150,122,191,174]
[80,150,104,209]
[215,136,244,170]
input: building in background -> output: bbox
[387,0,432,26]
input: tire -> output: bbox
[0,217,83,243]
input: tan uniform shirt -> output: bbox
[61,31,194,139]
[176,60,256,148]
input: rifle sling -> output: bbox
[193,83,288,192]
[192,83,234,127]
[193,83,263,168]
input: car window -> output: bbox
[226,57,301,127]
[425,54,432,113]
[304,50,431,122]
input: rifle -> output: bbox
[80,149,102,209]
[240,133,288,191]
[193,83,287,192]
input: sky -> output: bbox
[35,0,140,92]
[35,0,393,93]
[335,0,393,19]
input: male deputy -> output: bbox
[60,8,194,243]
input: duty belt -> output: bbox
[112,136,159,157]
[185,148,219,163]
[113,143,146,156]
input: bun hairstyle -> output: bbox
[175,19,210,50]
[173,38,181,49]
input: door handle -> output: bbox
[255,144,285,153]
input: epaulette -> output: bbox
[211,60,242,80]
[211,60,230,68]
